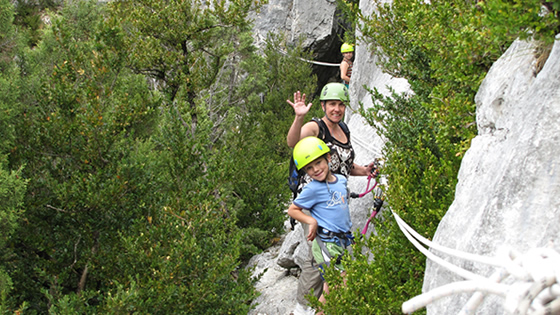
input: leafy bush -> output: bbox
[0,0,316,312]
[217,33,319,259]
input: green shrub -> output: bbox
[2,0,312,312]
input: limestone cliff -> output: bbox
[423,36,560,315]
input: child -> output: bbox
[288,136,354,310]
[339,43,354,88]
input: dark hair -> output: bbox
[299,153,330,174]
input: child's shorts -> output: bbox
[311,238,345,274]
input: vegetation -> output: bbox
[0,0,317,312]
[314,0,559,314]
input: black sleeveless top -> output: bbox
[298,118,355,191]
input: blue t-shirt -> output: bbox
[293,174,352,233]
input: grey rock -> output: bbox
[277,224,305,269]
[247,234,300,315]
[251,0,340,50]
[423,36,560,315]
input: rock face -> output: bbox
[423,36,560,314]
[247,224,302,315]
[251,0,339,52]
[250,0,349,88]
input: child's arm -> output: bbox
[288,203,318,241]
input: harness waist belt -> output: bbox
[318,227,351,241]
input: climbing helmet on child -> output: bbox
[340,43,354,53]
[293,136,331,171]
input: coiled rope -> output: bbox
[391,211,560,314]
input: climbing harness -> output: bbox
[360,187,384,235]
[313,227,354,271]
[350,171,378,199]
[349,159,381,199]
[344,159,384,235]
[390,210,560,315]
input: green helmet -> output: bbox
[293,137,330,171]
[341,43,354,53]
[319,82,349,103]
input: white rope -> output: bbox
[458,268,510,315]
[393,212,487,282]
[392,211,505,267]
[531,298,560,315]
[402,280,509,314]
[389,210,560,314]
[276,49,341,67]
[350,132,383,157]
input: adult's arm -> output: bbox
[287,119,320,148]
[350,162,376,176]
[286,91,320,148]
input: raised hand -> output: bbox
[287,91,312,117]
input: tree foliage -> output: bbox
[0,0,319,312]
[5,1,164,311]
[225,34,319,259]
[0,0,28,311]
[108,0,258,134]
